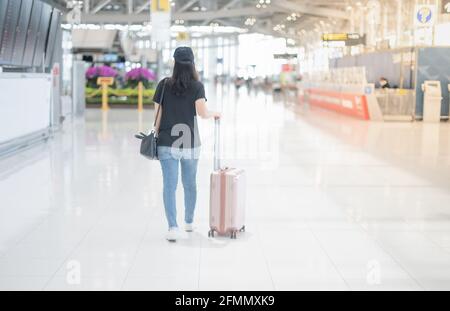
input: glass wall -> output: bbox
[162,33,240,81]
[238,34,281,77]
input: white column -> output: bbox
[203,37,209,79]
[359,7,365,36]
[128,0,133,14]
[382,0,388,41]
[350,8,355,33]
[396,0,403,47]
[233,35,238,77]
[226,37,231,76]
[208,37,217,81]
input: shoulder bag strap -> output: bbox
[153,78,168,129]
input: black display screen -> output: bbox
[0,0,9,48]
[22,0,42,67]
[11,0,34,66]
[0,0,21,65]
[32,2,51,67]
[45,8,60,68]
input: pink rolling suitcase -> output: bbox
[208,119,246,239]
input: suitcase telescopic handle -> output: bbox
[214,118,221,171]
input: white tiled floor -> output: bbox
[1,84,450,290]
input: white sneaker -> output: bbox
[184,223,195,232]
[166,227,180,242]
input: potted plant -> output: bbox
[85,65,118,88]
[125,68,156,89]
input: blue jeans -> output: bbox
[158,146,200,229]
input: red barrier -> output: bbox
[305,88,370,120]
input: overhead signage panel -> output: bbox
[414,4,437,27]
[322,33,366,46]
[152,0,171,12]
[11,0,34,66]
[443,0,450,14]
[33,3,52,67]
[322,33,348,41]
[273,53,298,60]
[151,0,171,44]
[22,0,43,67]
[0,0,10,51]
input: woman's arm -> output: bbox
[195,98,221,119]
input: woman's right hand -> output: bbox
[212,111,222,120]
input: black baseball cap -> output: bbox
[173,46,194,64]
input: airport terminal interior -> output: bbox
[1,0,450,291]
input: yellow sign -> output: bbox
[151,0,170,12]
[97,77,114,86]
[322,33,348,41]
[176,32,189,41]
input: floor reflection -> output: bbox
[0,84,450,290]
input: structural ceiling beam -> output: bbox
[92,0,113,14]
[272,0,350,20]
[73,6,275,23]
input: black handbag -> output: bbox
[135,79,167,160]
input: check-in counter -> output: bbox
[374,89,415,121]
[0,73,52,156]
[297,81,383,121]
[298,80,417,121]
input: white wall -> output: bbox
[434,23,450,46]
[0,73,52,144]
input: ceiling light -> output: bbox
[245,17,257,26]
[287,38,296,45]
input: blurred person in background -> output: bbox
[379,77,391,89]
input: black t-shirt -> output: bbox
[152,78,206,149]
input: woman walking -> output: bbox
[152,47,221,242]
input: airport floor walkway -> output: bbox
[1,84,450,291]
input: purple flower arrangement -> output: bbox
[125,68,156,88]
[85,65,118,79]
[85,65,118,88]
[85,67,97,80]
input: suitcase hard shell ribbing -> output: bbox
[208,119,246,239]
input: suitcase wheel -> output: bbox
[208,229,215,238]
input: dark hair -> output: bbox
[169,61,199,96]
